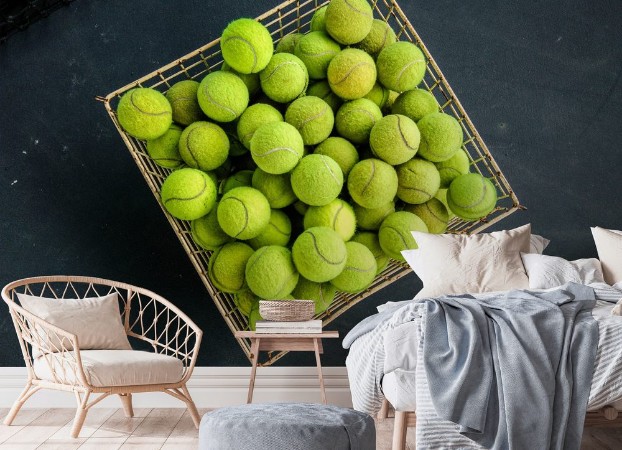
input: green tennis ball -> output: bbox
[391,88,438,122]
[327,48,377,100]
[435,188,455,219]
[178,121,229,171]
[310,5,328,32]
[248,301,263,330]
[435,149,470,188]
[348,159,398,209]
[237,103,284,150]
[294,31,341,80]
[353,201,395,231]
[294,201,309,216]
[251,168,297,209]
[417,112,463,162]
[217,186,271,239]
[304,199,357,241]
[146,124,184,169]
[275,33,303,54]
[404,198,449,234]
[260,53,309,103]
[161,168,217,221]
[325,0,373,45]
[447,173,498,221]
[383,90,400,114]
[165,80,204,126]
[220,18,273,74]
[208,242,255,293]
[307,80,343,113]
[370,114,420,165]
[351,232,389,274]
[247,209,292,249]
[291,154,344,207]
[330,241,377,293]
[117,88,172,140]
[250,121,304,174]
[197,71,249,123]
[314,137,359,177]
[292,276,336,314]
[221,61,261,96]
[191,202,234,250]
[246,246,299,299]
[363,82,390,109]
[396,158,441,204]
[285,96,335,145]
[378,211,428,261]
[377,42,427,92]
[220,170,254,195]
[335,98,383,144]
[292,227,347,282]
[356,19,397,58]
[234,289,258,317]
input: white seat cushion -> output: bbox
[34,350,184,387]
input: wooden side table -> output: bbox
[234,330,340,404]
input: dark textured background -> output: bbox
[1,0,621,367]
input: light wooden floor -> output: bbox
[1,408,621,449]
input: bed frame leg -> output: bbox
[392,410,408,450]
[378,398,390,420]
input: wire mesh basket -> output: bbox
[99,0,522,366]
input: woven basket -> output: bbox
[259,300,315,322]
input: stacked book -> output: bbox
[255,319,322,334]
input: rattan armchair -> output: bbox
[1,275,203,438]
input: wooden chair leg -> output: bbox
[119,393,134,418]
[71,391,91,438]
[4,382,39,426]
[378,398,390,421]
[392,411,408,450]
[180,384,201,428]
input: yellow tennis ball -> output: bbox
[377,41,427,92]
[191,202,234,250]
[330,241,377,293]
[335,98,383,144]
[404,198,449,234]
[146,124,184,169]
[351,232,389,274]
[447,173,498,221]
[363,82,390,109]
[314,137,359,177]
[325,0,373,45]
[396,158,441,204]
[285,96,335,145]
[160,168,217,221]
[251,169,297,209]
[310,5,328,32]
[197,71,249,123]
[291,154,344,207]
[220,18,273,74]
[353,201,395,231]
[245,246,299,299]
[208,242,255,293]
[220,170,254,195]
[292,227,347,282]
[221,61,261,96]
[165,80,204,126]
[117,88,172,140]
[275,33,303,54]
[356,19,396,58]
[292,276,336,314]
[435,188,455,219]
[250,121,304,174]
[307,80,343,113]
[217,186,271,240]
[328,48,377,100]
[392,88,438,122]
[348,159,398,209]
[370,114,420,165]
[379,211,428,261]
[294,31,341,80]
[237,103,284,150]
[234,289,258,318]
[247,209,292,249]
[260,53,309,103]
[436,149,470,188]
[417,112,464,162]
[179,121,229,171]
[304,198,357,241]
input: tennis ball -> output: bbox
[208,242,255,293]
[146,124,184,169]
[351,232,389,274]
[260,53,309,103]
[404,198,449,234]
[221,123,248,157]
[220,170,254,194]
[245,246,299,299]
[117,88,172,140]
[353,201,395,231]
[234,289,258,317]
[310,5,328,32]
[294,31,341,80]
[391,88,438,122]
[251,169,296,209]
[285,96,335,145]
[191,202,234,250]
[325,0,373,45]
[356,19,396,58]
[165,80,204,126]
[292,276,336,314]
[363,82,390,109]
[217,186,271,239]
[307,80,343,113]
[178,121,229,171]
[197,71,249,122]
[250,121,304,174]
[378,211,428,261]
[247,209,292,249]
[327,48,377,100]
[335,98,382,144]
[435,188,455,219]
[292,227,347,282]
[221,61,260,96]
[370,114,420,165]
[447,173,498,221]
[237,103,284,150]
[435,149,470,188]
[396,158,441,204]
[383,90,400,114]
[161,168,217,221]
[314,137,359,177]
[330,242,377,293]
[220,18,273,74]
[348,159,398,209]
[275,33,303,54]
[291,154,344,207]
[304,199,356,241]
[248,301,263,330]
[417,112,463,162]
[377,42,427,92]
[294,201,309,216]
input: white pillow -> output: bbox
[530,234,550,254]
[16,293,131,354]
[520,253,604,289]
[403,224,531,298]
[591,227,622,285]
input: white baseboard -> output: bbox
[0,367,352,408]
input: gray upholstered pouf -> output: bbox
[199,403,375,450]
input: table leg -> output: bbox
[247,338,260,403]
[313,338,326,404]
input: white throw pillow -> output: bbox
[591,227,622,285]
[16,293,131,354]
[530,234,550,254]
[403,224,531,298]
[520,253,604,289]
